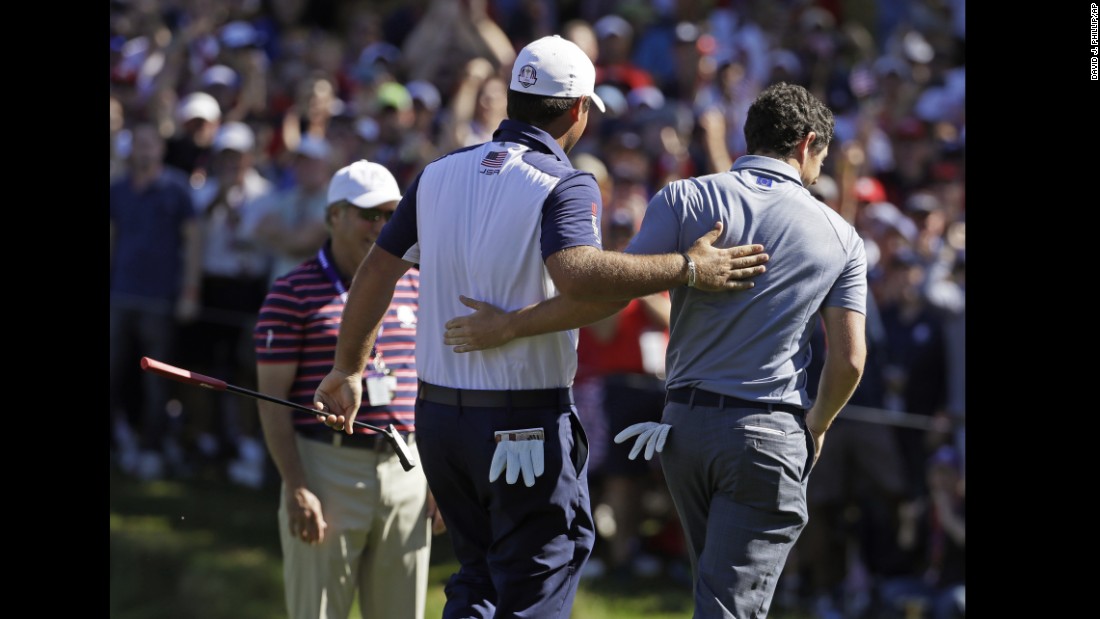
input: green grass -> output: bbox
[110,469,811,618]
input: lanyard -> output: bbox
[316,246,348,301]
[316,247,387,373]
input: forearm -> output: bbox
[807,356,863,433]
[445,293,626,353]
[558,247,688,301]
[333,246,407,373]
[703,126,733,174]
[257,401,309,489]
[807,307,866,433]
[507,297,628,339]
[334,285,389,376]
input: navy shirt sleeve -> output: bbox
[540,170,604,261]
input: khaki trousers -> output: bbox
[279,434,430,619]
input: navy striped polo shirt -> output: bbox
[254,242,419,433]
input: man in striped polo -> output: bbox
[253,160,441,619]
[312,35,768,619]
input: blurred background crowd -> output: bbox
[109,1,965,617]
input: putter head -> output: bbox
[383,424,417,472]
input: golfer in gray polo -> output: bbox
[617,82,867,618]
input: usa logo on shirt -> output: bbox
[591,203,601,244]
[480,151,506,175]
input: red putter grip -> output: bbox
[140,357,228,391]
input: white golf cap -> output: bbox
[510,35,605,112]
[213,121,255,153]
[294,135,331,160]
[594,15,633,40]
[327,160,401,208]
[201,64,239,89]
[177,92,221,123]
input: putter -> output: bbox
[140,357,417,471]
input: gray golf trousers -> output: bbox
[660,398,814,619]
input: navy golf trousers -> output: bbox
[415,386,594,619]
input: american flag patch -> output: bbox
[481,151,507,168]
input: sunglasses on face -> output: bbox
[348,206,394,222]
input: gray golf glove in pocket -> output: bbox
[614,422,671,460]
[489,428,545,487]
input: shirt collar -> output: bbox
[491,119,571,164]
[731,155,804,186]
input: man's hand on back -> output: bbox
[686,222,769,291]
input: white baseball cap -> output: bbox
[201,64,239,89]
[213,121,255,153]
[177,92,221,123]
[327,160,401,208]
[294,135,331,160]
[510,35,605,112]
[594,15,633,40]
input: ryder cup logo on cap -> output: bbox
[328,160,402,208]
[510,35,605,112]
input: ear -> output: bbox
[795,131,817,164]
[570,96,587,122]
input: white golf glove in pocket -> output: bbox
[489,428,545,487]
[613,422,671,461]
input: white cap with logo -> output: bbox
[327,160,402,208]
[509,35,605,112]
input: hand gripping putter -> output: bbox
[140,357,417,471]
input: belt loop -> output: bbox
[333,433,343,448]
[456,387,462,409]
[689,388,696,408]
[718,393,726,409]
